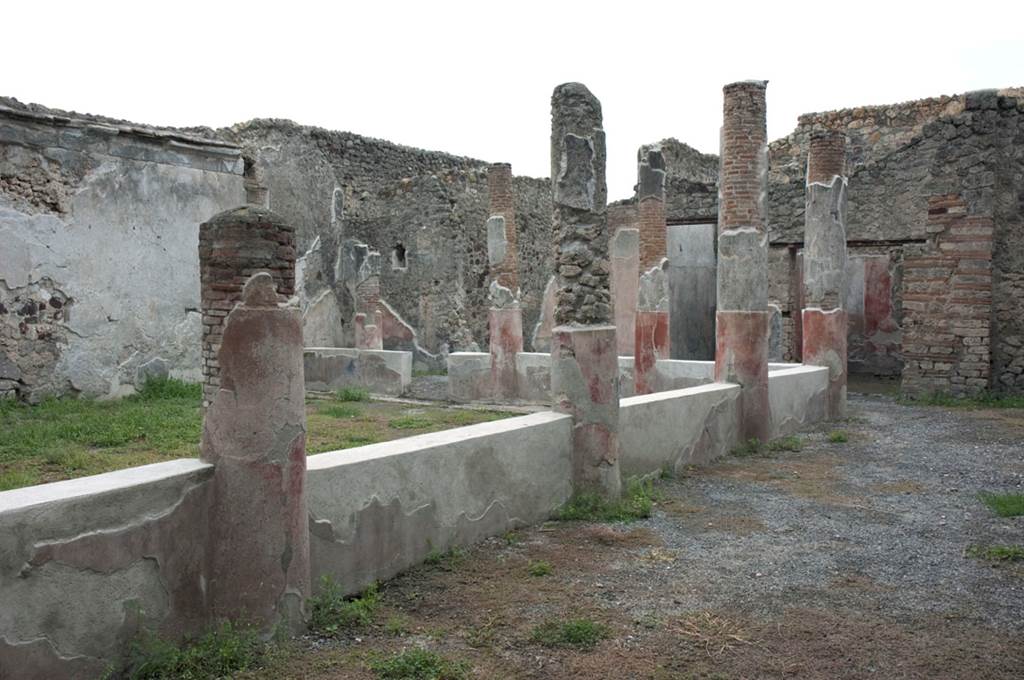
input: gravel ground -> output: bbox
[610,392,1024,629]
[249,392,1024,679]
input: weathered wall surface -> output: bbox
[0,460,214,679]
[652,89,1023,392]
[222,121,554,358]
[0,102,244,400]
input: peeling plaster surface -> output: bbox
[0,113,244,400]
[306,412,574,595]
[0,460,214,679]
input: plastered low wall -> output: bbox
[0,362,830,677]
[304,347,412,396]
[0,459,214,679]
[306,412,574,594]
[768,365,830,438]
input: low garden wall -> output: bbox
[304,347,412,396]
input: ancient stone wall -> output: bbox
[0,101,244,401]
[223,120,554,357]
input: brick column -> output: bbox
[550,82,621,499]
[634,146,669,394]
[198,206,309,633]
[714,80,771,442]
[487,162,524,400]
[901,195,993,396]
[801,131,849,418]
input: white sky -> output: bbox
[5,1,1022,200]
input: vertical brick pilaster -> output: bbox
[487,162,519,291]
[901,195,993,396]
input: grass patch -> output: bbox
[389,415,434,430]
[308,577,379,636]
[336,386,371,402]
[827,430,849,443]
[768,435,803,452]
[368,649,469,680]
[529,618,610,649]
[423,546,466,572]
[368,647,468,680]
[900,391,1024,409]
[979,492,1024,517]
[556,478,657,522]
[0,468,40,491]
[119,620,264,679]
[384,615,411,636]
[967,544,1024,562]
[318,403,362,419]
[412,367,448,378]
[527,560,552,577]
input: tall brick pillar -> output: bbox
[550,82,621,499]
[802,131,848,418]
[487,162,524,400]
[634,146,670,394]
[198,206,309,633]
[714,80,771,442]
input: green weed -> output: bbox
[336,386,371,402]
[120,620,263,679]
[527,560,552,577]
[308,577,379,636]
[979,493,1024,517]
[556,478,657,522]
[967,544,1024,562]
[530,618,610,649]
[368,649,469,680]
[827,430,849,443]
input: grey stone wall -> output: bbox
[222,120,554,356]
[0,102,244,401]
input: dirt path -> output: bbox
[251,393,1024,679]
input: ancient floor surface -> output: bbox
[249,393,1024,679]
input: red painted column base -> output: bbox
[715,310,770,443]
[551,325,621,499]
[801,308,848,419]
[489,307,523,400]
[634,310,669,395]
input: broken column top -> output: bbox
[636,146,666,201]
[806,130,846,185]
[550,82,612,326]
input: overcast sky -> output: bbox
[6,1,1022,200]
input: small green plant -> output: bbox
[319,402,362,419]
[308,576,379,636]
[136,376,202,401]
[502,530,521,545]
[423,546,466,571]
[979,492,1024,518]
[530,618,610,649]
[767,435,803,452]
[967,544,1024,562]
[827,430,849,443]
[658,465,674,480]
[369,648,470,679]
[336,386,371,402]
[527,560,552,577]
[389,416,433,430]
[731,438,763,457]
[385,615,411,636]
[556,478,656,522]
[120,620,263,679]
